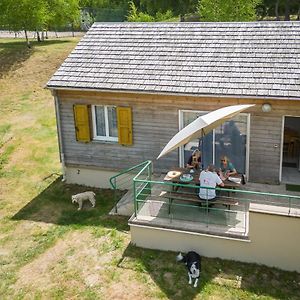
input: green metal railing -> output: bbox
[133,163,300,236]
[109,160,152,214]
[132,160,153,217]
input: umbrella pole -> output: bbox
[201,129,204,170]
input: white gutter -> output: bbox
[52,90,66,182]
[46,86,300,101]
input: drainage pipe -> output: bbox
[53,90,66,182]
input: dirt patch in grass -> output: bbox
[11,112,37,128]
[212,274,242,289]
[0,220,55,262]
[14,229,149,299]
[102,272,148,300]
[4,143,27,170]
[16,231,92,289]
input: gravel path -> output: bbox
[0,30,84,38]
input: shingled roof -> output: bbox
[47,22,300,99]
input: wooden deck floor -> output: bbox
[134,197,248,238]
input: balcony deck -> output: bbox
[110,161,300,238]
[129,179,249,238]
[129,169,300,239]
[110,161,300,272]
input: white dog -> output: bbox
[71,191,96,210]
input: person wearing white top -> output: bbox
[199,164,224,201]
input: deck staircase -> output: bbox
[109,190,134,216]
[109,160,152,216]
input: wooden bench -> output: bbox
[159,190,239,214]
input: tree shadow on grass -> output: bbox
[12,176,129,232]
[0,39,70,78]
[117,243,300,300]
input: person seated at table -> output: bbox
[199,164,224,204]
[218,155,237,179]
[186,149,201,169]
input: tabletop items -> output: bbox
[164,167,242,188]
[179,174,193,182]
[165,170,182,180]
[228,176,242,184]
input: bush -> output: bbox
[127,1,174,22]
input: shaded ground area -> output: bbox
[0,39,71,78]
[13,177,128,230]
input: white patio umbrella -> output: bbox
[157,104,255,159]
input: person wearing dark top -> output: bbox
[187,149,201,169]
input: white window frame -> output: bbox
[280,115,300,182]
[179,109,250,178]
[92,105,118,142]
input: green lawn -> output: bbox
[0,37,299,299]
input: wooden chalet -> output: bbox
[47,22,300,272]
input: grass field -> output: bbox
[0,37,300,299]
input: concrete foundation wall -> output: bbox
[65,165,137,189]
[65,166,118,188]
[130,212,300,272]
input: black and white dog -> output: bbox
[176,251,201,287]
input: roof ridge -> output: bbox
[92,21,300,25]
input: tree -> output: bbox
[0,0,81,46]
[127,0,173,22]
[127,0,154,21]
[79,0,128,22]
[136,0,198,20]
[198,0,261,22]
[0,0,49,47]
[258,0,300,20]
[46,0,81,36]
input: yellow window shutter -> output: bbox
[117,107,132,145]
[73,104,91,142]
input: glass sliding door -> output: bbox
[179,111,212,168]
[179,110,249,174]
[214,115,248,173]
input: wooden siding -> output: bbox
[249,115,282,183]
[56,89,300,183]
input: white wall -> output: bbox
[130,212,300,272]
[65,166,117,188]
[65,166,136,189]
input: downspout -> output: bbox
[52,90,66,181]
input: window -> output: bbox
[73,104,132,145]
[92,105,118,142]
[179,110,250,175]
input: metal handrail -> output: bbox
[133,178,300,200]
[109,160,153,215]
[109,160,152,190]
[133,160,152,181]
[132,160,153,217]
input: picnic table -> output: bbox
[162,167,242,212]
[164,167,242,189]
